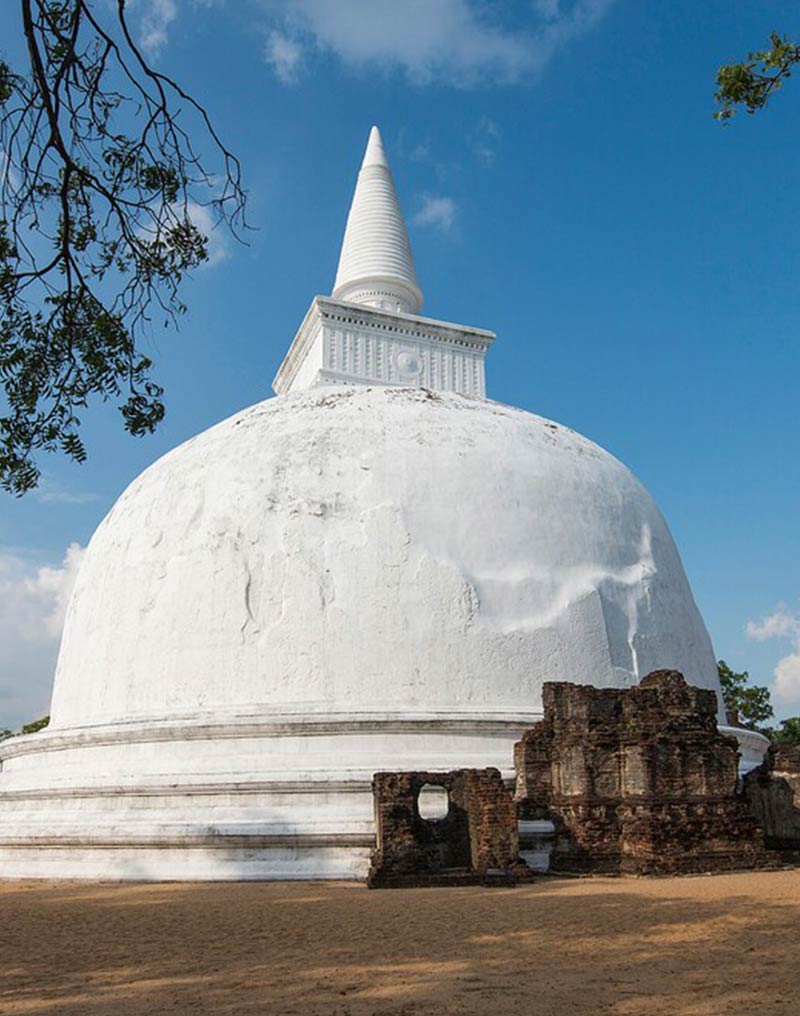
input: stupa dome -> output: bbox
[51,386,719,731]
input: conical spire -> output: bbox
[332,126,423,315]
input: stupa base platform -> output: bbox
[0,710,533,881]
[0,714,766,881]
[0,836,374,881]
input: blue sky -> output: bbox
[1,0,799,729]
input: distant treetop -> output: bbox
[715,30,800,121]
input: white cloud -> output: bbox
[137,198,231,269]
[745,606,800,714]
[0,544,84,731]
[262,0,618,87]
[129,0,228,56]
[774,654,800,707]
[412,195,457,233]
[35,479,100,506]
[265,29,304,83]
[137,0,178,57]
[746,608,800,642]
[126,0,617,86]
[185,200,232,267]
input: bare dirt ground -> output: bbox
[0,870,798,1015]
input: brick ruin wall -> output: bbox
[367,768,532,888]
[515,670,777,875]
[743,745,800,856]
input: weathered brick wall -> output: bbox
[515,670,776,875]
[461,768,520,873]
[367,768,530,888]
[743,745,800,854]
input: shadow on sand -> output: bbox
[1,871,799,1015]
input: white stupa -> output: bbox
[0,127,766,880]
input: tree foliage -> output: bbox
[20,713,49,734]
[717,659,800,746]
[770,716,800,748]
[717,659,774,728]
[715,30,800,121]
[0,1,246,494]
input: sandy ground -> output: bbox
[0,871,799,1015]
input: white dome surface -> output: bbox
[50,385,721,730]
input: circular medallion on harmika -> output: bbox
[394,348,423,380]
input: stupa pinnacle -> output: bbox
[332,125,423,315]
[273,125,494,398]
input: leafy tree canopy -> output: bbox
[717,659,774,729]
[717,660,800,746]
[21,714,49,734]
[1,0,246,494]
[715,30,800,121]
[770,716,800,748]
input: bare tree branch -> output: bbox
[0,0,248,494]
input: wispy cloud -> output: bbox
[265,29,304,84]
[37,490,99,506]
[412,195,457,233]
[262,0,619,87]
[746,609,800,642]
[773,653,800,711]
[186,200,232,267]
[136,0,178,57]
[132,0,225,57]
[393,131,450,184]
[35,478,100,506]
[127,0,617,87]
[746,605,800,712]
[0,544,84,731]
[136,198,232,269]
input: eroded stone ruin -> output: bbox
[743,745,800,859]
[514,670,776,875]
[367,768,532,888]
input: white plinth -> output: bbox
[0,712,533,880]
